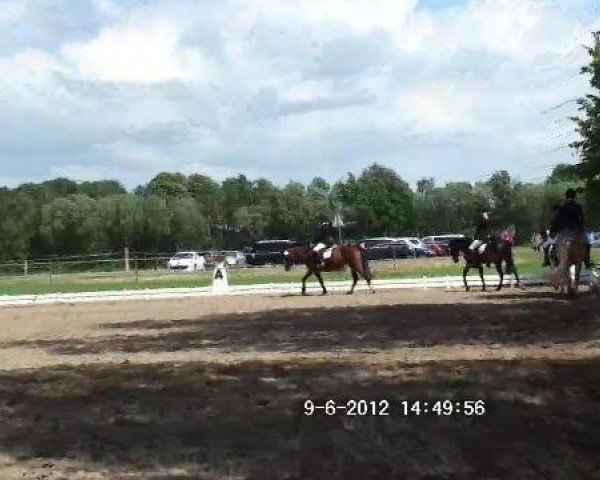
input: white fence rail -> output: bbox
[1,271,597,308]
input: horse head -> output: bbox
[448,237,469,263]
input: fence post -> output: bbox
[23,259,28,276]
[154,258,158,271]
[135,257,139,284]
[124,247,130,273]
[49,262,53,285]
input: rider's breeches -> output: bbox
[313,243,326,252]
[542,237,555,249]
[469,239,483,250]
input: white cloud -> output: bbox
[0,0,598,187]
[62,22,216,83]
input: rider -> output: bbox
[312,222,335,268]
[469,210,493,267]
[542,203,561,267]
[551,188,592,269]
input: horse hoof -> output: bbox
[346,291,353,295]
[322,291,328,296]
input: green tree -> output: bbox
[169,197,211,249]
[416,177,435,196]
[79,180,126,199]
[352,164,414,236]
[0,189,35,260]
[222,175,254,225]
[187,174,223,223]
[98,194,143,251]
[570,31,600,223]
[146,172,189,198]
[233,205,270,239]
[140,195,171,251]
[40,195,104,254]
[545,163,581,184]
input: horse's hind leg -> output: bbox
[495,262,503,291]
[463,266,470,291]
[348,269,359,295]
[358,253,375,292]
[359,266,375,293]
[513,266,521,288]
[301,270,312,296]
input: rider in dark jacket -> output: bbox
[551,188,592,268]
[470,210,493,267]
[312,222,335,267]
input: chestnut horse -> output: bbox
[283,244,373,295]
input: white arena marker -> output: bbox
[423,275,427,290]
[445,275,450,290]
[212,261,229,293]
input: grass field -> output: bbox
[0,247,598,296]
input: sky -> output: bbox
[0,0,599,190]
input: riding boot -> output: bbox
[542,249,550,267]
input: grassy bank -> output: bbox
[0,247,597,296]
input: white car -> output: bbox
[398,237,435,257]
[168,251,205,271]
[220,250,246,267]
[589,231,600,248]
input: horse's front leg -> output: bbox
[315,271,327,295]
[479,265,486,291]
[463,265,470,292]
[496,262,503,291]
[301,270,312,295]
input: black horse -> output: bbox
[448,236,520,291]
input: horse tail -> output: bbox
[358,244,372,280]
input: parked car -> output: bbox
[168,251,205,271]
[590,231,600,248]
[220,250,246,267]
[199,250,220,268]
[245,240,299,266]
[362,237,411,260]
[398,237,435,257]
[421,235,465,256]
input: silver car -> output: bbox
[220,250,246,267]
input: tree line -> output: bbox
[0,164,586,260]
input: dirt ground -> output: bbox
[0,287,600,479]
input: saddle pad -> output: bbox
[323,248,334,259]
[477,244,487,254]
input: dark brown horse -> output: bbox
[448,236,520,291]
[283,244,374,295]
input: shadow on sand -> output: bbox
[1,294,600,478]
